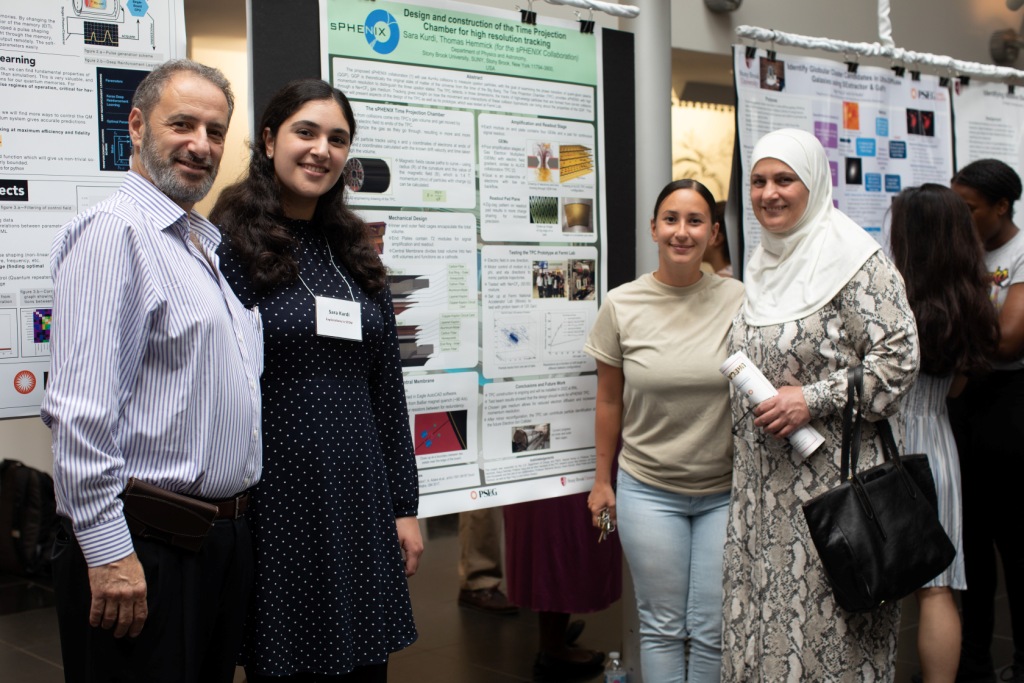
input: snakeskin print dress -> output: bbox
[722,252,919,683]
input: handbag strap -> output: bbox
[840,366,864,481]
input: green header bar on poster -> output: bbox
[327,0,597,85]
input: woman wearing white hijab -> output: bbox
[721,129,920,681]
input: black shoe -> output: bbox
[533,651,605,681]
[458,587,519,615]
[564,619,585,646]
[1000,665,1024,683]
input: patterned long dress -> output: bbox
[218,220,419,676]
[721,252,919,682]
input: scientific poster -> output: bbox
[0,0,187,417]
[323,0,604,516]
[733,47,954,263]
[952,79,1024,171]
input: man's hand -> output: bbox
[87,552,148,638]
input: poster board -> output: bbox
[733,47,954,264]
[0,0,187,418]
[952,79,1024,171]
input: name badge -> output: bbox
[315,296,362,341]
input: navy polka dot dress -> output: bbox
[218,220,418,676]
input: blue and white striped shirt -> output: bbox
[40,172,263,567]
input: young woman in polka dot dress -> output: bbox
[211,79,423,683]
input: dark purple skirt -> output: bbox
[503,491,622,613]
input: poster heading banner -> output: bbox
[327,0,597,85]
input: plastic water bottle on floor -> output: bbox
[604,651,627,683]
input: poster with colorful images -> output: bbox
[952,79,1024,171]
[0,0,187,418]
[733,47,954,264]
[322,0,604,516]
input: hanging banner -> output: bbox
[952,80,1024,171]
[0,0,187,418]
[733,47,954,263]
[323,0,604,516]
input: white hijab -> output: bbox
[743,128,880,326]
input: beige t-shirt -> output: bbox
[584,272,744,496]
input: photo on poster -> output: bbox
[558,144,593,183]
[909,109,925,135]
[532,261,567,299]
[759,57,785,91]
[20,307,52,358]
[529,196,559,225]
[527,141,559,183]
[920,110,935,137]
[843,101,860,131]
[845,158,863,185]
[344,157,392,194]
[568,259,596,301]
[413,410,469,456]
[96,67,147,172]
[511,423,551,453]
[561,197,593,234]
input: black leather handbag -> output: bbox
[801,367,956,613]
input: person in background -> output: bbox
[211,78,422,682]
[889,184,1000,683]
[700,200,734,277]
[721,128,918,681]
[503,489,622,681]
[586,178,743,683]
[950,159,1024,683]
[457,508,518,616]
[42,59,262,683]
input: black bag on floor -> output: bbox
[801,367,956,613]
[0,459,58,577]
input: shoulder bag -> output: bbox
[801,367,956,613]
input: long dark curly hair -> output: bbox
[889,183,999,376]
[211,79,386,294]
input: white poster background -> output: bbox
[0,0,187,417]
[952,80,1024,171]
[734,47,954,263]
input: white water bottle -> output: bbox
[604,651,627,683]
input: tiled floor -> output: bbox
[0,515,1015,682]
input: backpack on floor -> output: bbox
[0,459,58,577]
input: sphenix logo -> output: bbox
[365,9,399,54]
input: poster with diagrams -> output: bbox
[357,209,477,371]
[952,80,1024,172]
[326,0,604,515]
[481,245,597,378]
[0,0,186,417]
[733,47,953,263]
[479,114,598,243]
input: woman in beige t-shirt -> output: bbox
[585,179,743,683]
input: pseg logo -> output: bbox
[469,488,498,500]
[364,9,399,54]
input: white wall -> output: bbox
[673,0,1023,67]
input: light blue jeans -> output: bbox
[616,469,730,683]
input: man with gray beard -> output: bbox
[41,59,263,683]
